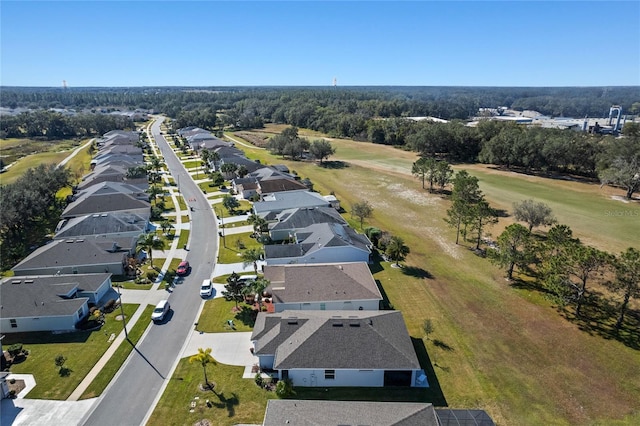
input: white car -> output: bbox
[151,299,170,322]
[200,279,213,298]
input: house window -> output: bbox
[281,370,289,380]
[325,370,335,380]
[320,303,326,311]
[10,319,17,328]
[77,307,84,318]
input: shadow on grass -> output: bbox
[432,339,454,352]
[562,299,640,351]
[234,305,257,328]
[58,367,72,377]
[412,337,448,407]
[374,279,395,310]
[401,266,434,280]
[2,331,91,345]
[211,391,239,418]
[320,160,348,169]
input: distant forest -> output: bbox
[2,86,638,121]
[1,86,638,184]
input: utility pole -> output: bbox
[216,207,226,248]
[116,285,129,340]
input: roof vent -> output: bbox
[287,318,298,325]
[11,280,21,285]
[332,322,343,327]
[24,280,34,284]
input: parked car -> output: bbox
[200,279,213,298]
[176,260,190,276]
[151,299,170,322]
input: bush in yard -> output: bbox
[146,270,159,281]
[275,379,294,398]
[7,344,23,357]
[103,299,116,313]
[254,373,263,388]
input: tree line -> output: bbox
[0,164,72,270]
[0,110,134,139]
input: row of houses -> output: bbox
[1,130,151,333]
[182,129,430,389]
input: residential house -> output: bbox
[251,310,427,388]
[253,190,329,220]
[263,262,382,312]
[262,400,496,426]
[0,273,113,333]
[95,130,139,148]
[256,178,307,196]
[268,206,347,241]
[76,163,148,192]
[262,400,440,426]
[62,181,150,219]
[90,152,144,169]
[264,222,371,265]
[11,237,136,276]
[54,211,150,240]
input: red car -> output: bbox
[176,260,190,276]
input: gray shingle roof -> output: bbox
[270,207,347,232]
[12,238,133,273]
[54,211,149,239]
[264,262,382,304]
[253,190,329,216]
[0,273,110,318]
[62,181,150,218]
[264,222,371,260]
[258,178,307,194]
[263,400,439,426]
[252,310,420,370]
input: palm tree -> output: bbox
[160,219,173,236]
[247,213,267,236]
[386,235,410,267]
[189,347,216,389]
[244,277,270,311]
[137,233,166,268]
[242,248,264,275]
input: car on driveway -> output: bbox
[151,299,170,322]
[176,260,190,276]
[200,279,213,298]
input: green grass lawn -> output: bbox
[177,230,190,248]
[1,151,75,185]
[218,127,640,425]
[79,304,155,399]
[182,160,202,169]
[196,298,256,333]
[4,304,139,400]
[147,358,275,426]
[217,232,262,264]
[113,280,153,290]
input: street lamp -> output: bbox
[116,285,129,341]
[216,207,226,248]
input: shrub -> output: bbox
[7,344,23,357]
[275,379,294,398]
[146,270,159,281]
[254,373,263,388]
[103,299,116,313]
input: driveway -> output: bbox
[182,331,257,368]
[1,398,96,426]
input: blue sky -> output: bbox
[1,1,639,87]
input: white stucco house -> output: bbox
[251,310,428,388]
[264,222,372,266]
[263,262,382,312]
[0,273,113,333]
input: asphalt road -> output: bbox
[82,117,219,426]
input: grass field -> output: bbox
[4,304,139,400]
[226,127,640,425]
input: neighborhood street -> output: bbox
[81,118,220,426]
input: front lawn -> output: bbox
[79,304,154,399]
[196,298,256,333]
[4,304,139,400]
[147,357,275,426]
[217,232,262,264]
